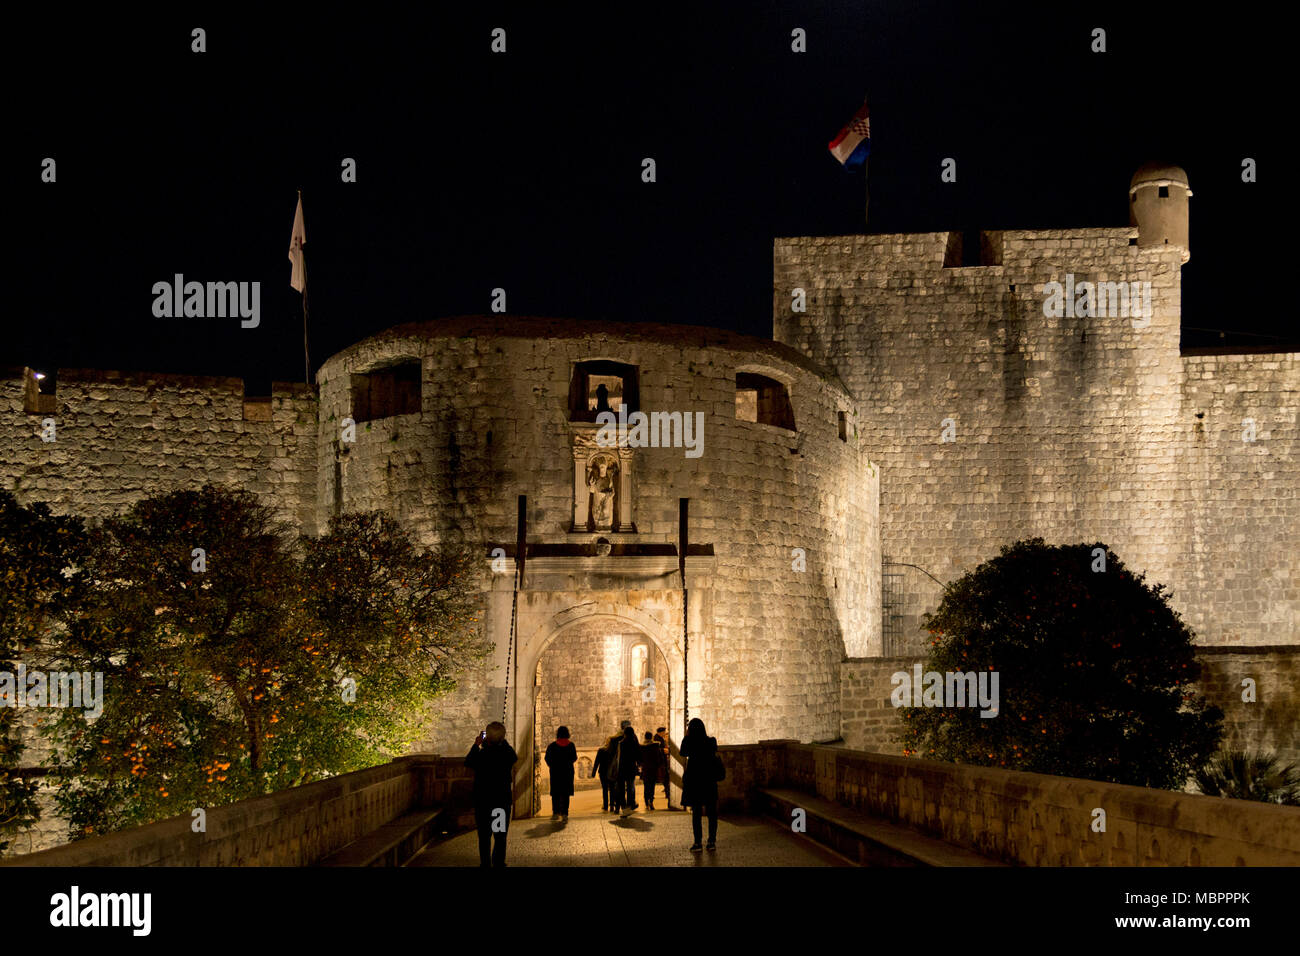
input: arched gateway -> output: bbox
[522,613,681,816]
[512,605,686,818]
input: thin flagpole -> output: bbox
[302,281,311,385]
[864,156,869,230]
[862,92,870,230]
[299,189,310,385]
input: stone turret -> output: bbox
[1129,162,1191,263]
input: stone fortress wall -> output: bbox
[2,317,879,768]
[774,227,1298,648]
[840,649,1300,767]
[0,367,320,854]
[314,317,879,755]
[0,367,318,530]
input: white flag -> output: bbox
[288,192,307,292]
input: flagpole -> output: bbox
[299,189,310,385]
[862,92,870,230]
[303,281,311,385]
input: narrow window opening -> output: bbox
[1158,185,1169,198]
[23,368,57,415]
[837,410,848,442]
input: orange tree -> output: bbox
[44,485,486,839]
[898,538,1222,790]
[0,491,86,850]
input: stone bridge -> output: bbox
[4,743,1298,867]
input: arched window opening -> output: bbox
[630,641,650,688]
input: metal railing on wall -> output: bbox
[882,560,949,657]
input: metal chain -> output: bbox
[503,568,518,725]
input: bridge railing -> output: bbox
[716,741,1300,866]
[1,754,472,867]
[9,742,1299,866]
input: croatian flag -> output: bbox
[828,98,871,170]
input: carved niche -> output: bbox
[571,429,635,532]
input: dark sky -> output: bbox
[11,2,1287,391]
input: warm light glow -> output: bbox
[631,643,649,686]
[603,633,622,693]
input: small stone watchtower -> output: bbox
[1129,161,1191,263]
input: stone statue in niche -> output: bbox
[571,430,634,532]
[586,454,620,531]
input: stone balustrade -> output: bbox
[2,755,471,867]
[720,741,1300,866]
[8,743,1297,866]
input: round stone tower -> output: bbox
[313,316,880,814]
[1129,162,1191,263]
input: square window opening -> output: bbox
[351,361,422,423]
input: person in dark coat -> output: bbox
[544,725,578,820]
[592,738,611,811]
[591,734,620,812]
[653,726,674,808]
[465,721,518,867]
[680,717,719,851]
[640,731,664,810]
[617,725,641,816]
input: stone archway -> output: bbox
[533,620,670,814]
[511,604,686,818]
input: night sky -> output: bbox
[11,2,1287,392]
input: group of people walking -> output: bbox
[466,717,722,867]
[587,725,670,815]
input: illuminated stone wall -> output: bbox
[775,230,1299,648]
[315,316,880,766]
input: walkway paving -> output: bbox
[408,788,851,867]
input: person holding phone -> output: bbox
[465,721,517,867]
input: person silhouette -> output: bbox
[681,717,720,851]
[465,721,517,867]
[617,725,640,817]
[544,726,577,821]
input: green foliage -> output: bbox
[1194,751,1300,805]
[898,538,1223,790]
[0,491,87,850]
[42,485,486,840]
[283,510,487,782]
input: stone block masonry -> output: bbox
[1,367,319,532]
[841,650,1300,767]
[316,317,880,758]
[775,231,1299,647]
[2,315,880,835]
[1,367,321,855]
